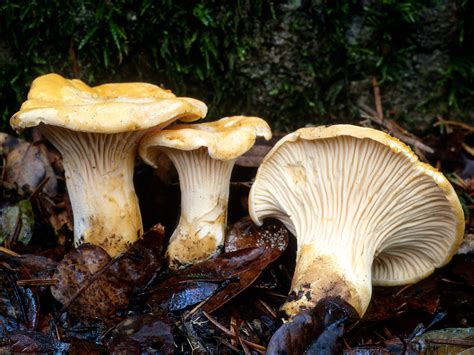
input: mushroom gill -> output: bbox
[249,124,464,317]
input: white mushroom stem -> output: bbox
[41,125,144,256]
[163,147,235,268]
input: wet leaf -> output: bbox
[51,244,119,318]
[344,346,392,354]
[8,330,70,353]
[2,135,57,197]
[0,200,34,246]
[51,225,165,318]
[203,248,282,313]
[149,247,282,314]
[267,298,357,355]
[365,277,440,322]
[408,328,474,354]
[0,250,58,296]
[0,260,40,340]
[166,282,219,312]
[67,338,106,353]
[107,314,174,354]
[112,224,165,287]
[225,217,288,253]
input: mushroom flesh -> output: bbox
[139,116,272,268]
[249,124,465,317]
[11,73,207,256]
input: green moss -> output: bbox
[0,1,473,132]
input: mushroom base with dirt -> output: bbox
[164,147,235,268]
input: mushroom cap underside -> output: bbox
[11,73,207,133]
[139,116,272,163]
[249,124,465,286]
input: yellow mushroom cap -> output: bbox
[139,116,272,164]
[10,73,207,134]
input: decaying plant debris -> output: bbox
[1,72,473,353]
[1,113,473,354]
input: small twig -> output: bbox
[395,133,434,154]
[183,294,214,320]
[264,290,288,299]
[440,278,464,284]
[373,330,386,341]
[434,118,474,132]
[428,338,474,347]
[0,261,14,271]
[182,279,231,319]
[53,321,61,341]
[202,311,266,353]
[462,142,474,156]
[448,173,467,189]
[257,299,277,318]
[395,284,412,297]
[342,337,351,350]
[178,278,223,284]
[5,209,22,250]
[239,335,251,355]
[414,147,428,163]
[28,176,50,201]
[230,315,239,347]
[69,39,80,77]
[219,338,241,352]
[202,311,235,337]
[17,279,58,287]
[241,339,266,352]
[360,112,434,154]
[359,82,436,155]
[0,246,20,257]
[99,324,117,344]
[372,78,385,122]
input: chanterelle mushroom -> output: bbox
[139,116,272,268]
[249,124,464,317]
[11,73,207,256]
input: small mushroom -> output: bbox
[249,124,465,317]
[139,116,271,268]
[11,73,207,256]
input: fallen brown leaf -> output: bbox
[51,225,165,318]
[107,314,174,354]
[148,246,282,315]
[2,136,57,197]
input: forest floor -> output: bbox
[0,96,473,353]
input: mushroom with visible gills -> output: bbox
[249,124,465,317]
[139,116,272,268]
[11,73,207,256]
